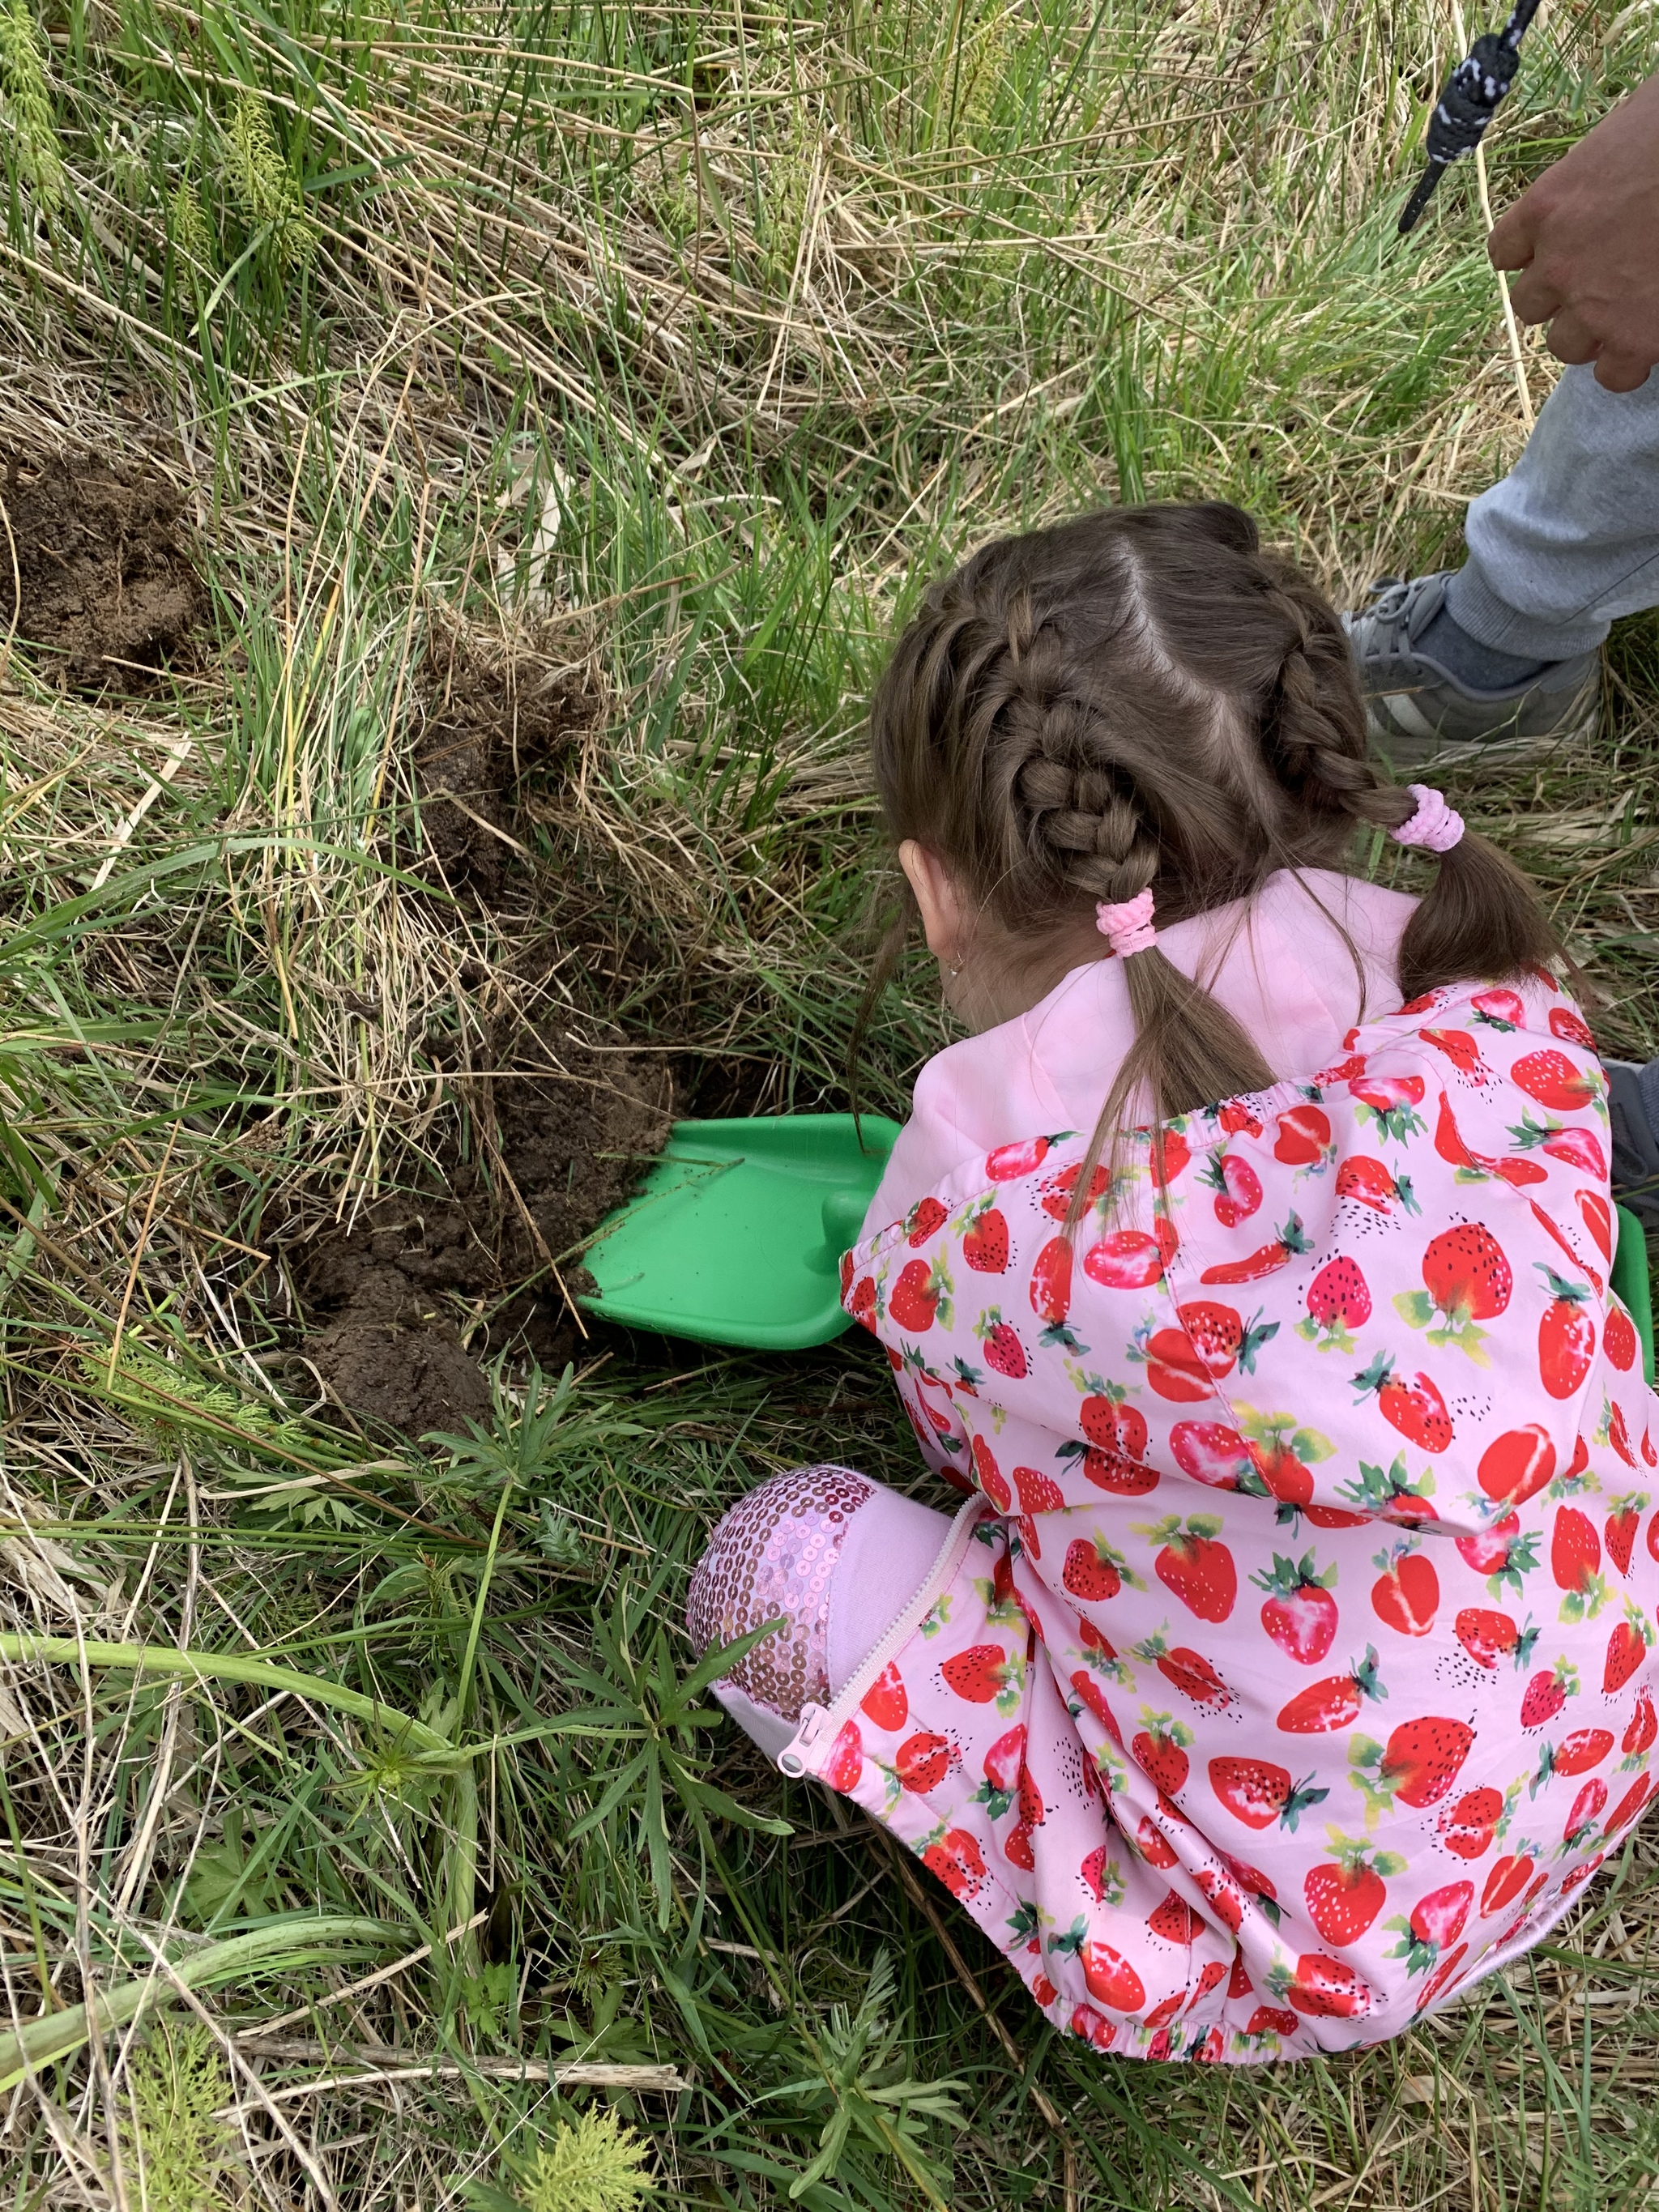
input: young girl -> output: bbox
[685,501,1659,2064]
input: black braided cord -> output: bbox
[1399,0,1543,234]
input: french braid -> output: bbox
[864,500,1562,1204]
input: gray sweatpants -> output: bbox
[1447,364,1659,660]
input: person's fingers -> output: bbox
[1593,350,1657,394]
[1487,194,1541,271]
[1546,306,1603,367]
[1505,263,1566,325]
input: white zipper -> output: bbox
[776,1494,992,1777]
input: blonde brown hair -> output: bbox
[865,501,1559,1217]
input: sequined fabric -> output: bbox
[686,1464,874,1722]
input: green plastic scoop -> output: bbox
[578,1113,902,1350]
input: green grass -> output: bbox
[2,0,1659,2205]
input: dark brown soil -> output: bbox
[297,1031,672,1438]
[412,627,598,899]
[0,454,205,687]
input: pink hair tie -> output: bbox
[1390,783,1465,854]
[1096,886,1158,958]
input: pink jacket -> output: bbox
[786,868,1658,2063]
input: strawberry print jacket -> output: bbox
[784,965,1659,2063]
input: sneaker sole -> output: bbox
[1365,693,1601,774]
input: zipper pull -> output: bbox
[777,1702,828,1777]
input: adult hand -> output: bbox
[1487,70,1659,393]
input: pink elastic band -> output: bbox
[1096,886,1158,958]
[1390,783,1465,854]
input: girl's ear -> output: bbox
[898,841,971,965]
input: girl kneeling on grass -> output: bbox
[686,501,1659,2064]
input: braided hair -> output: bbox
[866,501,1559,1214]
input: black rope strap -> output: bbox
[1399,0,1543,233]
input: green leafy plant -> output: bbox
[222,91,313,265]
[126,2021,239,2211]
[0,0,62,205]
[466,2107,654,2212]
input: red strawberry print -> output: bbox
[1277,1646,1387,1733]
[1513,1051,1595,1112]
[1419,1026,1486,1076]
[1013,1464,1064,1516]
[1530,1200,1604,1294]
[861,1664,908,1732]
[1576,1184,1614,1263]
[889,1254,952,1333]
[1342,1451,1439,1525]
[1068,2003,1117,2050]
[985,1135,1062,1182]
[1142,1515,1237,1622]
[941,1643,1018,1705]
[848,1272,877,1328]
[894,1732,955,1792]
[922,1826,987,1899]
[1197,1868,1245,1935]
[970,1434,1012,1512]
[1549,1005,1596,1051]
[974,1307,1028,1379]
[1079,1844,1113,1900]
[1241,1408,1335,1507]
[1203,1148,1263,1227]
[1478,1424,1557,1508]
[1454,1514,1538,1598]
[1299,1256,1372,1353]
[1029,1235,1077,1346]
[1471,987,1525,1029]
[1563,1776,1607,1845]
[1371,1539,1439,1637]
[1454,1606,1537,1672]
[821,1720,864,1792]
[1336,1156,1420,1215]
[1068,1669,1123,1744]
[1254,1551,1340,1664]
[1183,1302,1278,1380]
[906,1196,949,1247]
[1351,1716,1475,1812]
[1623,1690,1657,1758]
[1271,1953,1375,2019]
[1218,1099,1264,1137]
[1146,1890,1206,1945]
[1405,1222,1512,1349]
[1542,1726,1614,1780]
[1606,1494,1647,1575]
[1081,1943,1146,2014]
[1169,1419,1254,1490]
[1550,1507,1606,1621]
[1519,1658,1577,1729]
[1606,1771,1656,1835]
[980,1721,1028,1798]
[1147,1128,1192,1190]
[1208,1755,1328,1831]
[1351,1072,1428,1142]
[1525,1123,1607,1177]
[1134,1817,1179,1870]
[1141,1637,1237,1711]
[1304,1836,1404,1945]
[962,1200,1010,1273]
[1039,1161,1111,1223]
[1273,1102,1333,1167]
[1353,1353,1453,1452]
[1604,1609,1654,1693]
[1063,1536,1126,1604]
[1605,1304,1640,1375]
[1131,1712,1192,1796]
[1480,1849,1537,1916]
[1388,1877,1474,1973]
[1437,1785,1505,1860]
[1081,1229,1166,1289]
[1244,2004,1301,2040]
[1199,1213,1313,1286]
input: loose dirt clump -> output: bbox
[0,453,205,687]
[298,1033,672,1437]
[412,626,599,899]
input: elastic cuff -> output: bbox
[1446,559,1611,663]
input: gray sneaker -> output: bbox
[1343,573,1600,769]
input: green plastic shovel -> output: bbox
[578,1113,902,1351]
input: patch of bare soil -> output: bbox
[298,1032,673,1438]
[412,626,597,899]
[0,453,205,687]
